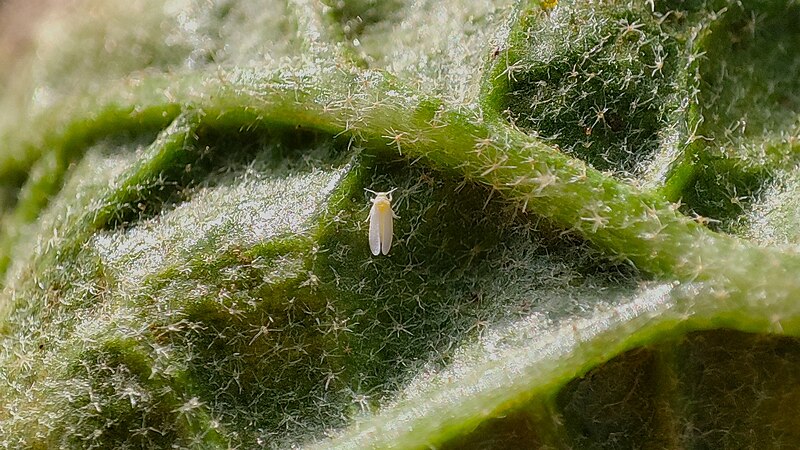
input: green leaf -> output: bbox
[1,0,800,448]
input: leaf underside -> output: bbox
[1,0,800,448]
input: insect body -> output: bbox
[366,188,399,256]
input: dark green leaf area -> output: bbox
[437,330,800,449]
[556,348,673,449]
[60,339,190,449]
[679,158,768,232]
[674,330,800,448]
[697,2,800,150]
[497,1,683,175]
[323,0,404,44]
[438,405,547,450]
[144,247,345,447]
[667,1,800,229]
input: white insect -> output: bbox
[366,188,399,256]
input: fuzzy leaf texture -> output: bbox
[1,0,800,448]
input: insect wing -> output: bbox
[368,202,382,255]
[381,205,394,255]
